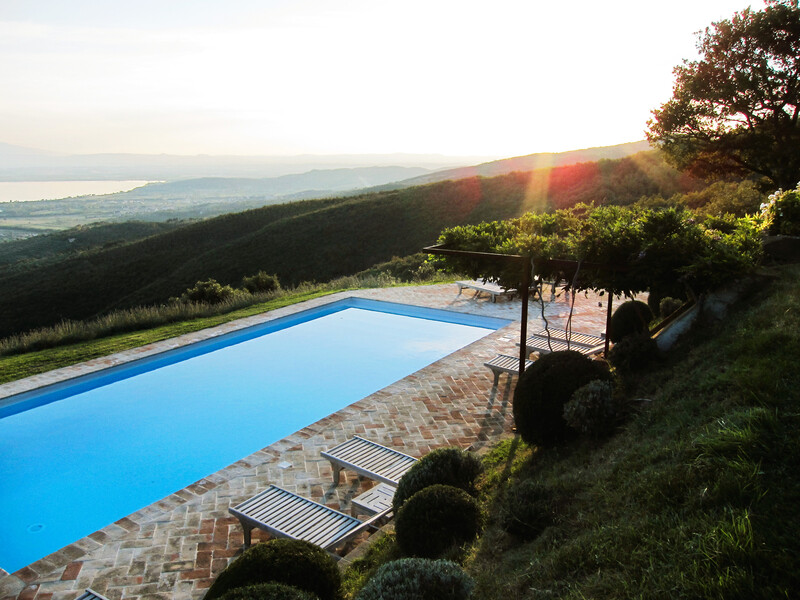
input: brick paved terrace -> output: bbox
[0,283,614,600]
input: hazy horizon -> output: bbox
[1,0,754,158]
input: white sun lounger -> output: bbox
[456,280,515,302]
[229,484,389,553]
[321,435,418,486]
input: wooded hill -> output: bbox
[0,151,701,338]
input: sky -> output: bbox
[0,0,760,158]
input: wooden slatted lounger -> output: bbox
[229,484,389,553]
[529,328,605,348]
[76,590,111,600]
[321,435,418,486]
[521,337,605,356]
[484,353,534,386]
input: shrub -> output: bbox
[180,278,236,304]
[659,296,684,319]
[563,379,623,437]
[394,485,482,558]
[242,271,281,294]
[204,539,341,600]
[608,332,661,373]
[512,350,613,447]
[647,283,684,315]
[498,479,553,540]
[357,253,433,282]
[392,448,483,512]
[216,582,318,600]
[356,558,474,600]
[608,300,653,342]
[761,185,800,236]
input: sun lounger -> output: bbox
[350,482,396,517]
[229,484,389,553]
[321,435,418,486]
[529,328,605,348]
[76,590,111,600]
[456,280,515,302]
[484,353,534,385]
[520,337,605,356]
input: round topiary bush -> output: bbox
[562,379,623,437]
[658,296,684,319]
[512,350,613,447]
[607,300,653,343]
[608,332,661,374]
[204,539,340,600]
[216,582,318,600]
[392,447,483,512]
[498,479,553,540]
[646,283,684,315]
[355,558,474,600]
[394,484,482,558]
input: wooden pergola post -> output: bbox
[424,244,531,375]
[424,244,628,367]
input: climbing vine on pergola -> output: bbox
[425,203,764,373]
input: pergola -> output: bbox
[423,244,621,375]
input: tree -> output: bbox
[647,2,800,190]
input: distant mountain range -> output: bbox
[0,141,654,232]
[0,142,493,181]
[384,140,652,188]
[0,141,651,184]
[115,167,432,201]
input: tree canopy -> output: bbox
[647,2,800,190]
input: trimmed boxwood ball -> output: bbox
[392,447,483,512]
[563,379,622,437]
[216,582,318,600]
[204,539,340,600]
[499,479,553,540]
[647,283,684,315]
[394,484,482,558]
[608,332,661,373]
[659,296,684,319]
[608,300,653,343]
[512,350,613,447]
[355,558,474,600]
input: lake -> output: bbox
[0,180,153,203]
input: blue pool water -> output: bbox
[0,298,508,573]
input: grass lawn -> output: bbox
[0,288,337,384]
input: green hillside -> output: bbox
[0,151,699,338]
[0,221,184,273]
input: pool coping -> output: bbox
[0,283,613,600]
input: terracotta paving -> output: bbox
[0,283,614,600]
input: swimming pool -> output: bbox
[0,298,509,573]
